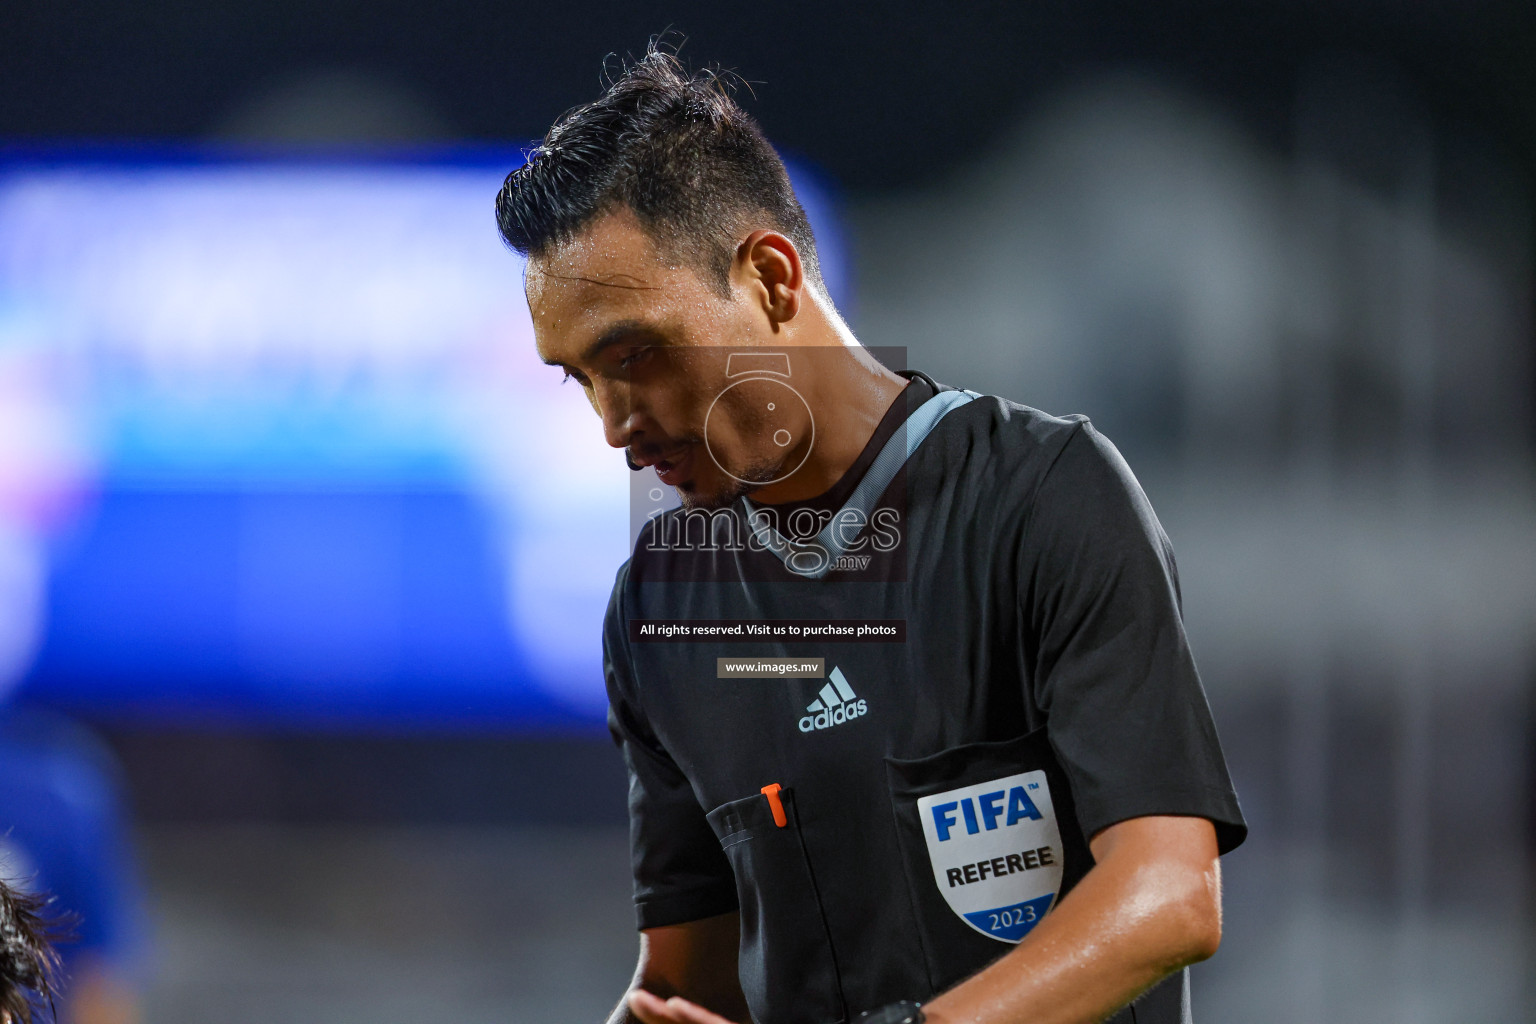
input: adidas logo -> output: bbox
[798,667,869,733]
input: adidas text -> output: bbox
[799,699,868,732]
[798,667,869,732]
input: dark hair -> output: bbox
[0,880,66,1024]
[495,40,822,294]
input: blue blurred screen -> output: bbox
[0,147,851,729]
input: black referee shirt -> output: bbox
[604,372,1246,1024]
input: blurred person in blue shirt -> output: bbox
[0,707,144,1024]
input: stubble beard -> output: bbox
[676,455,783,511]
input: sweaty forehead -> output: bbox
[527,213,673,305]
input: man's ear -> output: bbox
[735,230,802,326]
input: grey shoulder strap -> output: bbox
[741,388,981,579]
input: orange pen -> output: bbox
[760,783,788,827]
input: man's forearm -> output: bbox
[922,816,1222,1024]
[612,913,751,1024]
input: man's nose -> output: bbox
[594,380,641,450]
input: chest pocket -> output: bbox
[884,729,1095,992]
[706,786,847,1024]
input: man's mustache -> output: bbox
[625,437,702,472]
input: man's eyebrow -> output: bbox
[541,320,662,367]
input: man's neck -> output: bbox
[747,293,909,504]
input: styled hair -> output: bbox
[495,40,822,294]
[0,881,66,1024]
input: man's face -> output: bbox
[527,210,811,509]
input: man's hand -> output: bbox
[627,989,739,1024]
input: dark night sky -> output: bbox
[5,0,1533,194]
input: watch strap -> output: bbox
[856,1000,925,1024]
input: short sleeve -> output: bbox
[604,564,740,929]
[1022,424,1247,854]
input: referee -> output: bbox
[495,44,1246,1024]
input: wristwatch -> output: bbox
[856,1001,925,1024]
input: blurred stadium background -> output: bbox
[2,2,1533,1022]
